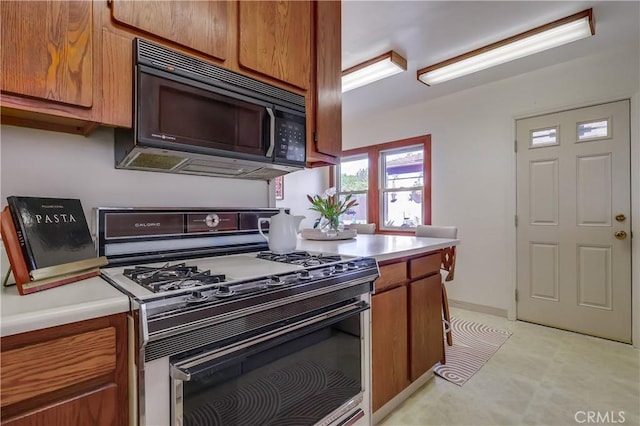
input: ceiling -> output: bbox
[341,1,640,120]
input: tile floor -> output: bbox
[379,308,640,426]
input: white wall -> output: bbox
[276,166,330,230]
[0,125,271,225]
[343,45,640,339]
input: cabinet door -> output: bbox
[238,1,311,89]
[3,385,116,426]
[409,274,443,381]
[110,0,229,62]
[1,1,93,108]
[371,286,409,412]
[312,0,342,160]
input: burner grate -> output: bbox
[123,263,226,293]
[256,251,342,266]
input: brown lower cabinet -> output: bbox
[371,252,444,412]
[371,285,409,412]
[0,313,128,426]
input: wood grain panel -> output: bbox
[374,262,407,292]
[1,327,116,407]
[1,1,93,107]
[372,286,408,411]
[313,0,341,158]
[3,385,116,426]
[409,253,441,279]
[101,29,132,128]
[238,1,311,89]
[409,275,443,380]
[110,0,228,61]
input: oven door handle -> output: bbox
[170,364,191,382]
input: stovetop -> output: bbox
[101,251,359,300]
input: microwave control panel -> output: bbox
[275,119,306,163]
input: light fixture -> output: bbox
[342,51,407,92]
[417,9,594,86]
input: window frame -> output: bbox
[333,134,432,235]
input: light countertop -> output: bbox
[1,234,457,338]
[297,233,459,262]
[1,276,130,337]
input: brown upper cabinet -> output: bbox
[110,0,231,64]
[238,1,311,90]
[1,0,341,166]
[1,0,100,135]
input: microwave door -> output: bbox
[136,68,272,161]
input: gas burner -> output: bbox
[123,263,226,293]
[256,251,343,267]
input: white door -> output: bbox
[516,100,631,343]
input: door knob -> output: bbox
[615,214,626,222]
[614,230,627,240]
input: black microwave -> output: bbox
[115,39,306,180]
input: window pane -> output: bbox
[340,156,369,192]
[383,148,423,189]
[339,194,367,224]
[382,190,421,228]
[530,127,558,147]
[577,119,609,141]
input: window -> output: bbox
[337,155,369,224]
[380,145,423,229]
[335,135,431,233]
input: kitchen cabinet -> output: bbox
[0,0,100,135]
[371,251,444,413]
[307,0,342,165]
[0,313,128,425]
[109,0,231,64]
[238,1,311,90]
[371,285,408,412]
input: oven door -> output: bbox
[170,300,368,426]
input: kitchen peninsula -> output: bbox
[299,233,460,422]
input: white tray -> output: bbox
[300,228,357,240]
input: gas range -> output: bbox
[96,208,378,426]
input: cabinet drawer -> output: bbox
[375,262,407,292]
[1,327,116,407]
[409,253,441,279]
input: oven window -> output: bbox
[179,315,362,426]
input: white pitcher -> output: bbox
[258,209,305,254]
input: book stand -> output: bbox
[1,207,107,295]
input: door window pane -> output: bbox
[577,118,610,142]
[530,126,559,147]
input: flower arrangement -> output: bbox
[307,187,358,232]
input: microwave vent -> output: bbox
[127,152,186,170]
[180,159,259,177]
[136,39,305,109]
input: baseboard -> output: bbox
[448,299,509,318]
[372,369,434,425]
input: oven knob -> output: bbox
[218,286,230,293]
[323,268,335,276]
[268,276,285,286]
[334,264,347,272]
[205,214,220,228]
[298,270,312,279]
[346,262,358,270]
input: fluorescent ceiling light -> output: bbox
[417,9,594,86]
[342,51,407,92]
